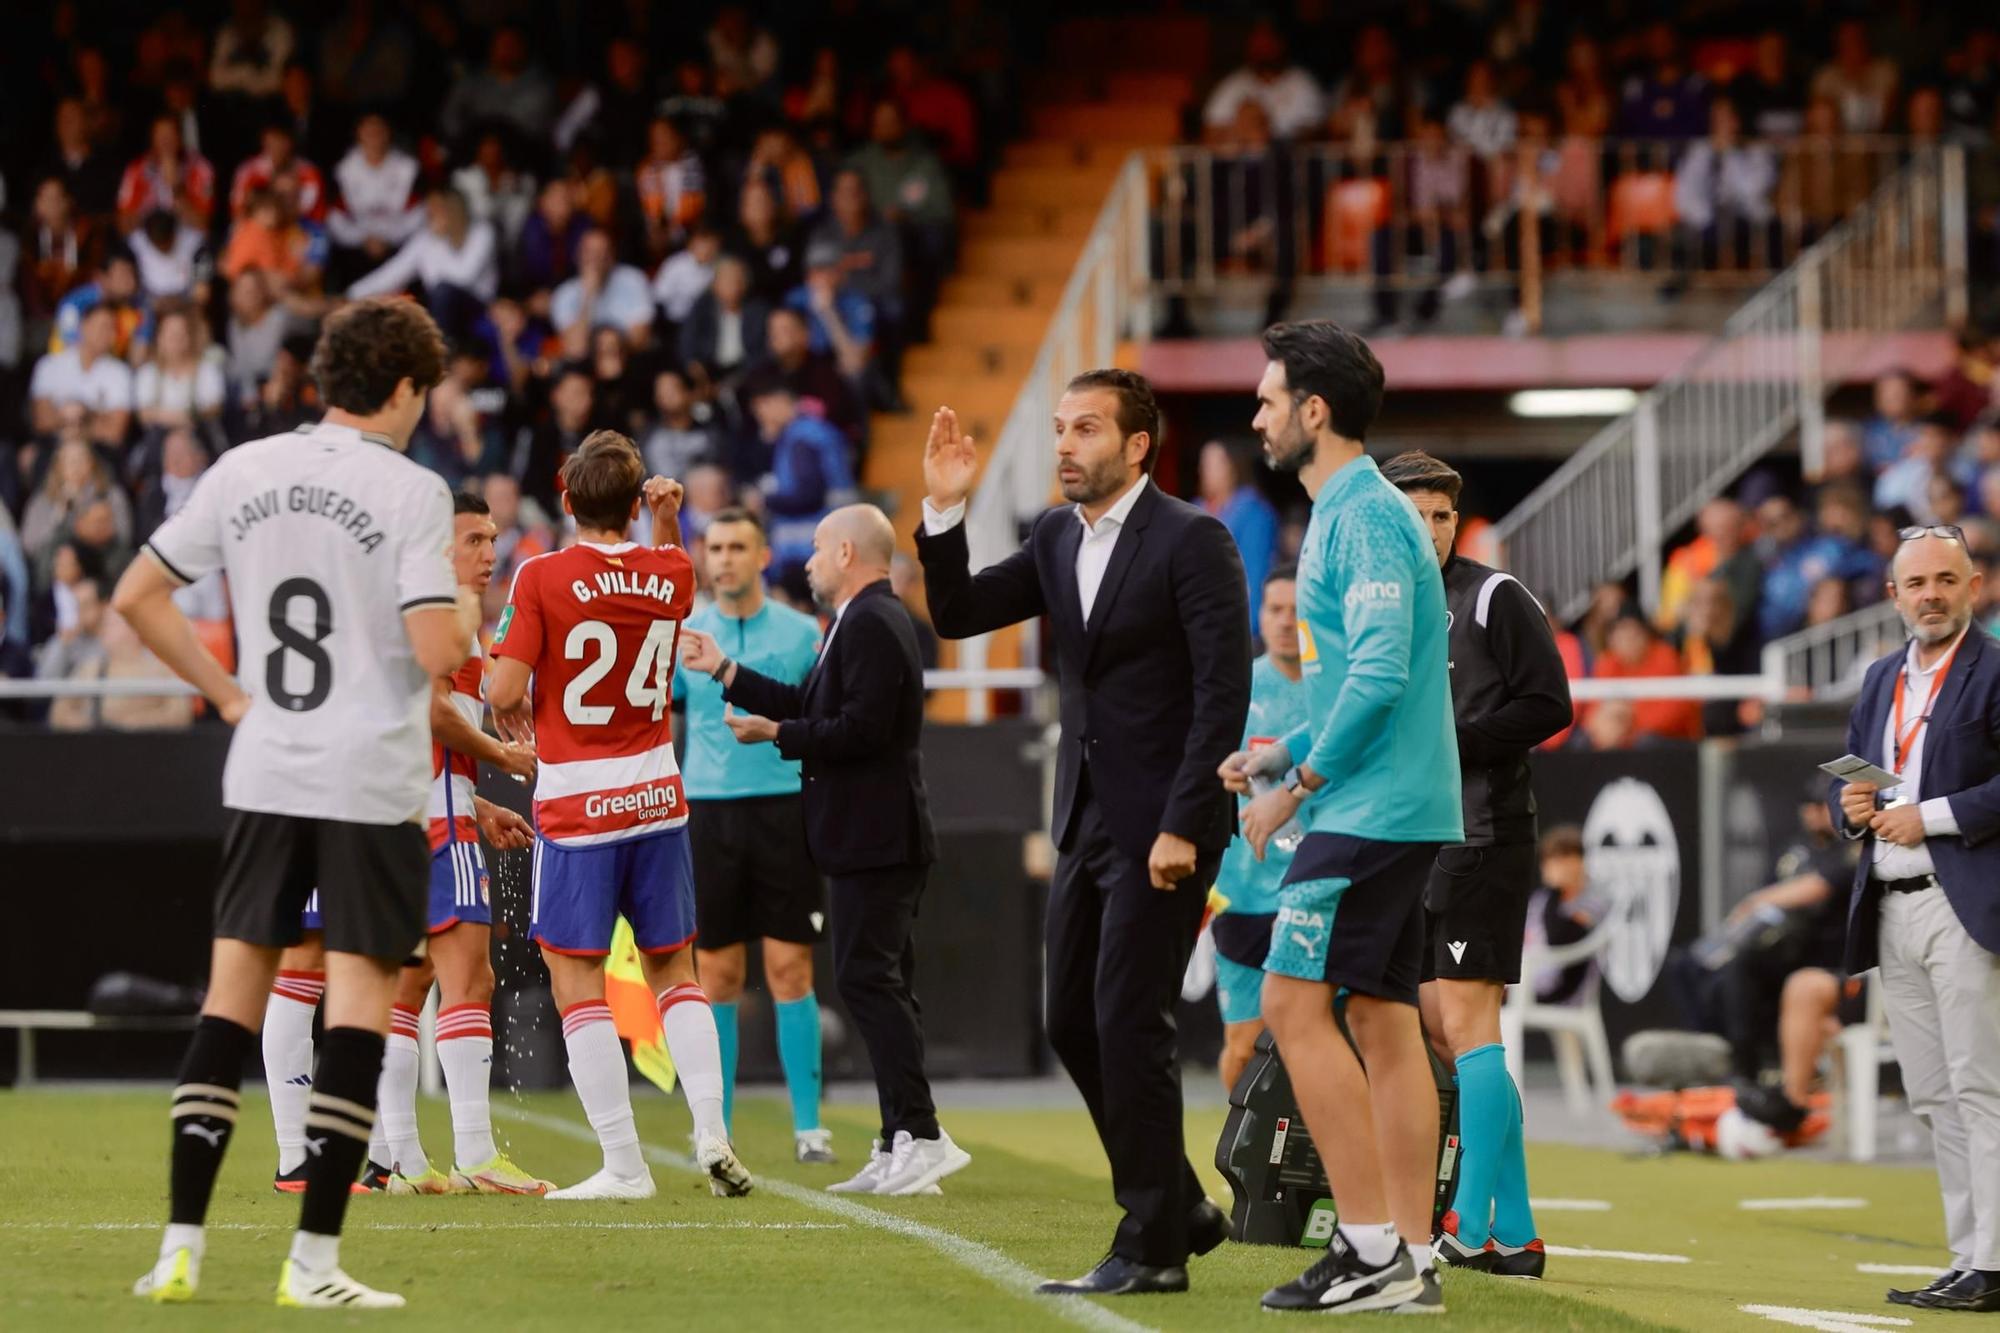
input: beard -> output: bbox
[1058,451,1130,506]
[1262,416,1315,475]
[1904,600,1968,644]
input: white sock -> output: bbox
[657,983,727,1143]
[377,1007,426,1176]
[437,1004,497,1167]
[1339,1220,1401,1268]
[1408,1242,1434,1274]
[160,1222,204,1263]
[263,974,323,1174]
[560,1002,644,1178]
[289,1230,339,1274]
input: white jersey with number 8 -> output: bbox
[142,420,457,825]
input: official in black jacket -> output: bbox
[915,371,1251,1295]
[681,503,970,1198]
[1380,452,1573,1272]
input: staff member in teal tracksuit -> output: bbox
[673,506,832,1163]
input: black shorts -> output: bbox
[1420,841,1539,984]
[1210,910,1276,970]
[690,795,825,948]
[215,809,429,963]
[1268,833,1441,1006]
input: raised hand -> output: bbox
[922,406,979,510]
[680,627,725,677]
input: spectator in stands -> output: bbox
[554,228,654,358]
[133,304,224,439]
[75,607,195,731]
[1931,472,1972,528]
[220,187,322,297]
[34,573,106,694]
[210,0,294,102]
[1731,30,1810,140]
[654,225,722,330]
[1946,30,2000,142]
[1448,59,1517,160]
[1863,369,1923,471]
[680,255,768,383]
[1805,573,1853,627]
[678,461,732,550]
[117,113,215,235]
[474,295,551,399]
[1618,23,1710,140]
[1675,576,1758,736]
[751,307,864,451]
[849,97,954,309]
[787,242,877,390]
[45,98,121,219]
[24,179,95,339]
[409,374,503,490]
[641,368,722,481]
[441,26,557,145]
[230,120,325,224]
[514,364,594,512]
[1542,601,1585,749]
[30,306,131,451]
[813,169,905,336]
[1875,414,1956,519]
[481,470,553,620]
[222,267,285,401]
[1961,413,2000,494]
[516,179,588,299]
[129,209,207,303]
[1527,825,1599,1005]
[1816,483,1887,596]
[324,112,422,285]
[1660,497,1763,633]
[1814,419,1870,486]
[890,552,941,671]
[586,327,643,437]
[1934,329,1998,430]
[0,504,29,658]
[554,37,656,166]
[452,130,536,254]
[1203,17,1325,141]
[885,46,978,183]
[636,116,709,262]
[348,187,497,341]
[745,377,857,583]
[1579,696,1639,750]
[131,425,209,540]
[729,178,803,306]
[706,5,781,95]
[50,249,146,359]
[1812,18,1900,133]
[746,125,828,227]
[1578,578,1630,660]
[1593,609,1701,741]
[1197,439,1279,605]
[1755,491,1870,640]
[1670,98,1779,281]
[24,438,132,582]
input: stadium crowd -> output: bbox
[0,0,1006,718]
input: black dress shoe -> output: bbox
[1189,1198,1231,1257]
[1888,1269,1960,1305]
[1037,1256,1189,1296]
[1916,1269,2000,1312]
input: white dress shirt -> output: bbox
[923,475,1150,627]
[1872,631,1967,881]
[348,222,498,302]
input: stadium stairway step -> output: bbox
[959,204,1103,241]
[937,272,1065,309]
[1002,139,1159,171]
[926,303,1056,349]
[1029,102,1182,143]
[988,166,1125,211]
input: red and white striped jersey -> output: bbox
[424,636,484,851]
[491,540,695,847]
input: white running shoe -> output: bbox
[132,1248,198,1303]
[696,1134,754,1197]
[795,1128,837,1164]
[874,1129,972,1197]
[826,1138,889,1193]
[545,1166,657,1200]
[275,1259,405,1309]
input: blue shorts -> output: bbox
[1215,952,1267,1024]
[299,843,489,935]
[1265,833,1440,1006]
[530,828,697,956]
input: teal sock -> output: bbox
[1490,1063,1537,1245]
[773,994,823,1134]
[713,1001,739,1133]
[1446,1043,1516,1246]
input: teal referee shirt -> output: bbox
[674,598,823,799]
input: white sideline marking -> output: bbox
[1739,1197,1869,1211]
[1856,1264,1947,1277]
[500,1106,1157,1333]
[1741,1304,1912,1331]
[1529,1198,1612,1212]
[1544,1245,1690,1264]
[4,1221,847,1232]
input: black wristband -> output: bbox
[713,656,733,681]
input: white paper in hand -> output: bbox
[1820,753,1903,789]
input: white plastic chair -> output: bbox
[1829,971,1892,1161]
[1502,918,1619,1116]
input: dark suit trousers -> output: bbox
[829,863,940,1142]
[1047,773,1218,1266]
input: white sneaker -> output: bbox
[275,1259,405,1309]
[546,1166,657,1200]
[795,1128,837,1164]
[874,1129,972,1197]
[826,1139,889,1193]
[696,1134,754,1197]
[132,1248,198,1303]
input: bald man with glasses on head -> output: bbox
[1831,523,2000,1313]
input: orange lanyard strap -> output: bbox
[1892,639,1962,775]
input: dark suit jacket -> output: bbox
[915,482,1251,865]
[723,579,937,876]
[1831,626,2000,971]
[678,292,771,378]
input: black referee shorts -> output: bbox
[214,809,429,963]
[1420,841,1539,985]
[690,795,825,949]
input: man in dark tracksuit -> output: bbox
[1379,451,1573,1277]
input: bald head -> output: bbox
[805,503,897,607]
[1890,531,1980,650]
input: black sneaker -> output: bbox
[1262,1236,1423,1314]
[357,1161,394,1193]
[1485,1237,1547,1279]
[1393,1267,1445,1316]
[1434,1211,1496,1272]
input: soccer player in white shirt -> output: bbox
[116,298,475,1311]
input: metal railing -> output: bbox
[1149,136,1925,305]
[1490,145,1964,624]
[1761,599,1907,699]
[954,153,1152,720]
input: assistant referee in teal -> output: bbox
[673,506,833,1163]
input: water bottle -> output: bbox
[1248,772,1307,854]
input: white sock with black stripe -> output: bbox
[377,1005,426,1177]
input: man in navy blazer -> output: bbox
[1830,527,2000,1312]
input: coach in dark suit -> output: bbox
[915,371,1251,1294]
[1829,527,2000,1313]
[682,503,970,1198]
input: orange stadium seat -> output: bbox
[1607,171,1676,248]
[1322,178,1390,273]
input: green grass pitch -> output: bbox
[0,1086,1966,1330]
